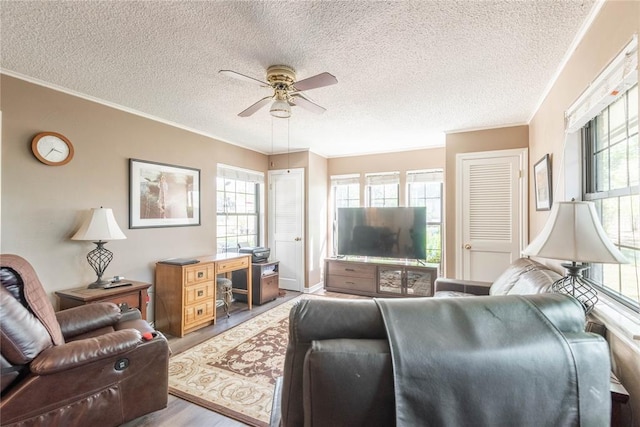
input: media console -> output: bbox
[324,257,438,298]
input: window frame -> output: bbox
[582,84,639,312]
[216,166,264,252]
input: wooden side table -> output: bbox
[56,280,151,320]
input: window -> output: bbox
[407,170,444,265]
[365,172,399,207]
[331,174,360,210]
[583,84,639,310]
[216,165,264,252]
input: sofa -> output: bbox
[0,254,170,426]
[433,257,562,298]
[273,293,611,427]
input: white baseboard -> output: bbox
[304,281,324,294]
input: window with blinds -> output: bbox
[365,172,400,207]
[216,164,264,252]
[567,35,639,311]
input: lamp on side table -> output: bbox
[523,200,628,313]
[72,207,127,288]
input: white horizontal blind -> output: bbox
[468,163,512,241]
[365,172,400,185]
[330,174,360,186]
[217,163,264,183]
[407,169,443,183]
[566,34,638,133]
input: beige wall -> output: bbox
[529,0,639,422]
[1,75,268,318]
[444,125,529,277]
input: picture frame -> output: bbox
[534,154,552,211]
[129,159,200,228]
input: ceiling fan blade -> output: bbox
[290,94,326,114]
[238,96,272,117]
[219,70,269,86]
[292,72,338,92]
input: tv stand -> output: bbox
[325,257,438,298]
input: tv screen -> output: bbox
[337,207,427,260]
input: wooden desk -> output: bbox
[155,253,252,337]
[198,253,253,310]
[56,280,151,320]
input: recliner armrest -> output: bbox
[30,329,142,375]
[56,302,122,339]
[434,277,492,295]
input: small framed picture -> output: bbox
[534,154,552,211]
[129,159,200,228]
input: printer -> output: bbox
[238,246,271,263]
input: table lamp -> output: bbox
[72,207,127,288]
[522,200,628,313]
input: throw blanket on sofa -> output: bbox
[375,295,594,427]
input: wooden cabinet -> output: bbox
[155,260,216,338]
[325,260,377,295]
[232,261,280,305]
[56,280,151,320]
[325,258,437,298]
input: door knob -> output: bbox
[294,237,301,241]
[464,244,472,250]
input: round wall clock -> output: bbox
[31,132,74,166]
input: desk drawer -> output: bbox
[100,292,142,312]
[328,262,376,279]
[184,301,214,328]
[217,257,249,274]
[184,281,215,305]
[184,264,214,285]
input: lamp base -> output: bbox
[88,279,113,289]
[551,262,599,314]
[85,240,114,289]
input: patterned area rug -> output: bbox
[168,297,302,426]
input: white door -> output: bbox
[268,168,305,291]
[456,149,528,282]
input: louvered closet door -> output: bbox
[457,149,527,282]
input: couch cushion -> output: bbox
[489,258,548,296]
[0,286,53,365]
[1,255,65,345]
[506,268,561,295]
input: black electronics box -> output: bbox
[238,247,270,263]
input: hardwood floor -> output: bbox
[122,289,362,426]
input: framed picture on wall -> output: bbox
[129,159,201,228]
[534,154,552,211]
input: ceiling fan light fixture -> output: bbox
[270,99,291,118]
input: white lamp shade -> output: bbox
[72,208,127,241]
[270,99,291,118]
[523,201,627,264]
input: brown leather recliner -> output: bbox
[0,254,170,426]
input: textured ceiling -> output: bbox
[1,1,597,158]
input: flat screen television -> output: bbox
[337,207,427,260]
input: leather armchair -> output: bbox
[274,294,611,427]
[1,254,170,426]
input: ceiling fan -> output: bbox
[219,65,338,118]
